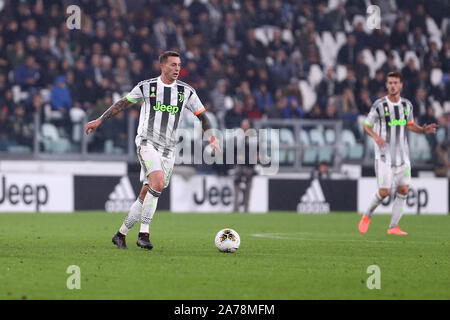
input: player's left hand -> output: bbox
[85,119,102,135]
[423,123,439,134]
[209,136,222,153]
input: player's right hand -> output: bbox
[374,136,386,148]
[85,119,102,135]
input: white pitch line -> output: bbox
[250,233,417,244]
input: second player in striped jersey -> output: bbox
[359,71,438,235]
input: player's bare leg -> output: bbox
[112,184,149,249]
[359,188,390,234]
[387,185,408,235]
[137,171,164,249]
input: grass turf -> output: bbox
[0,211,449,300]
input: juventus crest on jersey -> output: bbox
[365,96,414,166]
[126,76,206,157]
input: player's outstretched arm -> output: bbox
[407,122,439,134]
[196,112,221,153]
[85,97,134,135]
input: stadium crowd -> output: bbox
[0,0,449,170]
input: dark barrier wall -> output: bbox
[269,179,357,212]
[74,173,170,211]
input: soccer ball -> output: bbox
[215,228,240,253]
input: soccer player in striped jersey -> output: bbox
[359,71,438,235]
[85,51,221,249]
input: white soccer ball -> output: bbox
[215,228,240,253]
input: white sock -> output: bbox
[139,189,160,233]
[389,193,407,229]
[119,198,143,235]
[365,191,384,218]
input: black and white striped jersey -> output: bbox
[126,76,206,157]
[365,96,415,166]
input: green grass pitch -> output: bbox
[0,211,449,300]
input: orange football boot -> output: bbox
[387,226,408,235]
[358,215,371,234]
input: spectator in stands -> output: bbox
[324,100,339,120]
[414,87,428,121]
[0,105,10,151]
[311,161,331,180]
[424,40,442,71]
[9,104,33,149]
[434,142,450,177]
[51,76,72,111]
[356,89,373,116]
[305,103,323,120]
[317,68,337,108]
[369,27,390,52]
[244,95,262,120]
[402,58,419,100]
[29,93,46,123]
[267,97,287,119]
[225,100,246,129]
[390,19,409,53]
[252,84,274,113]
[13,56,40,90]
[232,119,257,212]
[337,33,359,66]
[369,70,386,97]
[327,1,346,33]
[354,52,370,80]
[421,106,439,161]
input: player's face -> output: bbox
[385,76,403,96]
[161,56,181,82]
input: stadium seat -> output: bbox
[309,128,325,145]
[362,49,376,78]
[342,129,364,159]
[308,64,323,87]
[403,51,420,70]
[426,16,442,40]
[298,80,316,113]
[299,129,316,164]
[430,68,443,86]
[104,140,124,154]
[318,146,334,162]
[279,128,295,164]
[41,123,71,153]
[336,64,347,82]
[7,145,32,153]
[374,50,387,71]
[324,129,335,144]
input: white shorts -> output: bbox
[137,145,175,188]
[374,159,411,189]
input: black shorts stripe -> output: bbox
[147,82,158,147]
[383,102,390,144]
[393,105,401,164]
[172,85,185,133]
[161,86,172,157]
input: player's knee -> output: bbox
[149,179,164,193]
[397,186,409,195]
[378,188,390,198]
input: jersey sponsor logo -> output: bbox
[388,119,406,126]
[297,179,330,213]
[153,101,180,115]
